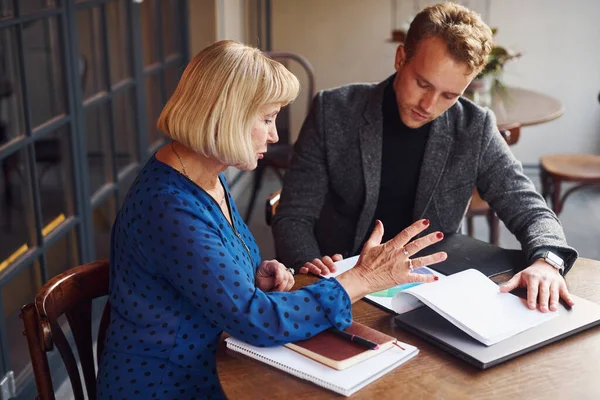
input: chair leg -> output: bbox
[488,210,500,246]
[244,164,266,223]
[551,178,563,215]
[466,215,474,237]
[540,168,551,202]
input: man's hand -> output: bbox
[255,260,295,292]
[500,259,575,312]
[299,254,343,275]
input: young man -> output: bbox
[272,3,577,312]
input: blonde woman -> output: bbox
[97,40,447,399]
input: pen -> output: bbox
[329,328,380,350]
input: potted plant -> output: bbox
[467,28,522,96]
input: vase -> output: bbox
[467,75,495,107]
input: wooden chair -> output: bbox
[465,123,521,245]
[21,260,110,400]
[244,51,316,224]
[265,189,281,226]
[540,154,600,215]
[539,93,600,215]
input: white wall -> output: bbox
[489,0,600,163]
[271,0,600,164]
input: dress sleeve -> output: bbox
[143,193,353,347]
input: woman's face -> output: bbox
[246,102,281,169]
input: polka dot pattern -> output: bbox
[97,156,352,399]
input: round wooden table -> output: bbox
[217,258,600,399]
[491,87,564,127]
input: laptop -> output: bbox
[394,292,600,369]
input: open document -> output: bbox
[324,258,558,346]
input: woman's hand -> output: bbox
[299,254,343,275]
[336,219,447,303]
[255,259,295,292]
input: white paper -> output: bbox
[320,255,360,279]
[394,269,559,345]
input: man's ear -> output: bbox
[394,45,406,71]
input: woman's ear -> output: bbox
[394,45,406,71]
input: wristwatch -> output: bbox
[542,251,565,274]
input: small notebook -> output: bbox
[225,335,418,396]
[284,322,397,370]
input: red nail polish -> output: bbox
[436,232,444,239]
[423,219,430,226]
[434,276,439,281]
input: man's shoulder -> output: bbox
[445,96,495,136]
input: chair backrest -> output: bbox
[21,259,110,400]
[265,51,316,145]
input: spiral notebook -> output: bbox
[225,336,418,396]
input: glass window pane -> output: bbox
[140,0,160,66]
[85,103,113,195]
[107,0,132,86]
[46,229,79,279]
[23,17,67,128]
[77,7,108,100]
[0,4,14,20]
[93,197,116,260]
[162,0,181,58]
[2,260,43,380]
[0,147,37,265]
[145,73,165,149]
[36,126,76,228]
[20,0,58,15]
[113,89,138,171]
[0,27,26,146]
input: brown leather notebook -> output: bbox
[284,322,397,370]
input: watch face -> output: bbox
[546,251,564,267]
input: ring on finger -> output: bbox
[408,258,414,271]
[286,267,295,276]
[402,247,409,256]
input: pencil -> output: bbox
[329,328,380,350]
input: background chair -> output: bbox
[540,154,600,215]
[538,92,600,215]
[244,51,316,223]
[265,188,281,226]
[21,259,110,400]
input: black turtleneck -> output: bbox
[371,80,431,243]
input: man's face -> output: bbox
[392,36,477,128]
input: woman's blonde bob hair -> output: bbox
[157,40,300,167]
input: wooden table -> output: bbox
[492,87,564,128]
[217,258,600,399]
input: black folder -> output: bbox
[414,233,526,277]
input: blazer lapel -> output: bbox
[413,112,454,221]
[353,80,388,252]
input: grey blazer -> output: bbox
[272,77,577,272]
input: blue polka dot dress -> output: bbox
[97,155,353,399]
